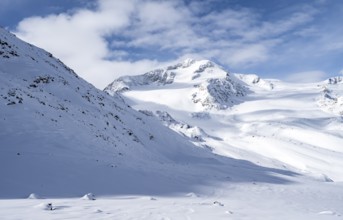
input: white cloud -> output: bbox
[14,0,323,88]
[137,1,185,30]
[223,44,269,66]
[284,70,327,83]
[15,0,141,89]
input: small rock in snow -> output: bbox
[35,202,54,210]
[213,201,224,206]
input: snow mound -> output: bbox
[82,193,96,200]
[27,193,42,199]
[318,211,337,215]
[186,192,199,198]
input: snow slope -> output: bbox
[106,59,343,182]
[1,28,343,219]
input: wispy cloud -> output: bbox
[14,0,340,88]
[284,70,327,83]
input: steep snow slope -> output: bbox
[106,59,343,182]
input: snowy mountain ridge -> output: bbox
[105,59,250,110]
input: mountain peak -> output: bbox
[181,58,196,67]
[105,59,248,110]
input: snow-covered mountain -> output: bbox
[1,28,275,198]
[2,28,343,219]
[106,59,343,182]
[106,59,249,110]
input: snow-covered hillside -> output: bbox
[1,28,343,219]
[1,28,277,198]
[106,59,343,182]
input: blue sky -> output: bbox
[1,0,343,88]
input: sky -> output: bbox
[1,0,343,89]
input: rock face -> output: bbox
[191,74,247,110]
[326,76,343,85]
[317,77,343,115]
[105,69,176,93]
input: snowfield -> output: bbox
[106,59,343,182]
[1,182,343,220]
[1,27,343,219]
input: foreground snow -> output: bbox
[1,181,342,220]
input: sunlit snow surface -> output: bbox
[1,182,343,220]
[1,28,343,219]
